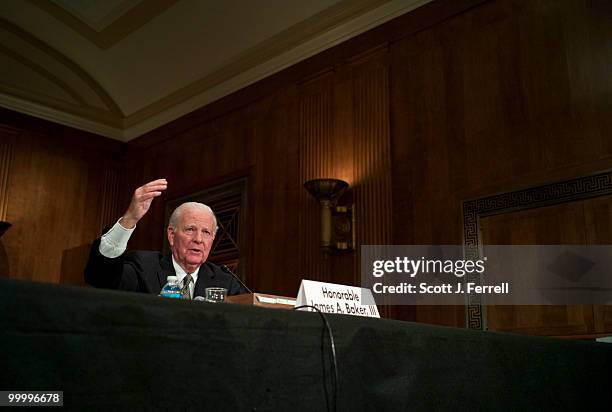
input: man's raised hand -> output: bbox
[120,179,167,229]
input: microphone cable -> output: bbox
[294,305,338,412]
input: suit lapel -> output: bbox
[158,255,176,290]
[193,263,215,298]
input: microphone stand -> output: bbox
[220,265,253,294]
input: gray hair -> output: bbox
[168,202,218,233]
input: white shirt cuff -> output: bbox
[99,218,135,258]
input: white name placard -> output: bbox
[296,280,380,318]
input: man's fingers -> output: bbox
[140,183,167,192]
[142,179,167,190]
[134,179,167,198]
[122,180,168,226]
[136,185,166,196]
[143,182,167,190]
[136,191,163,201]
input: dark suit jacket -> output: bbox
[85,239,244,296]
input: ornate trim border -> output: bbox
[462,170,612,330]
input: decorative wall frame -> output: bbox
[462,170,612,330]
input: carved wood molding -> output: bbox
[462,170,612,330]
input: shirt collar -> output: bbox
[171,255,200,284]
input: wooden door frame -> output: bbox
[462,170,612,330]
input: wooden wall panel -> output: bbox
[584,195,612,335]
[481,202,593,336]
[474,193,612,338]
[0,110,123,284]
[390,0,612,327]
[349,50,394,316]
[249,90,302,295]
[0,128,16,221]
[0,127,18,279]
[298,73,335,282]
[351,50,392,247]
[99,167,121,231]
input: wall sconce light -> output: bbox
[304,178,354,252]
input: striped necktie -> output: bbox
[181,274,193,299]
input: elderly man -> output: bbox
[85,179,244,298]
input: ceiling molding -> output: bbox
[0,43,87,106]
[0,92,124,140]
[27,0,180,50]
[0,83,123,128]
[124,0,390,127]
[0,18,123,116]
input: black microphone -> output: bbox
[220,265,253,294]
